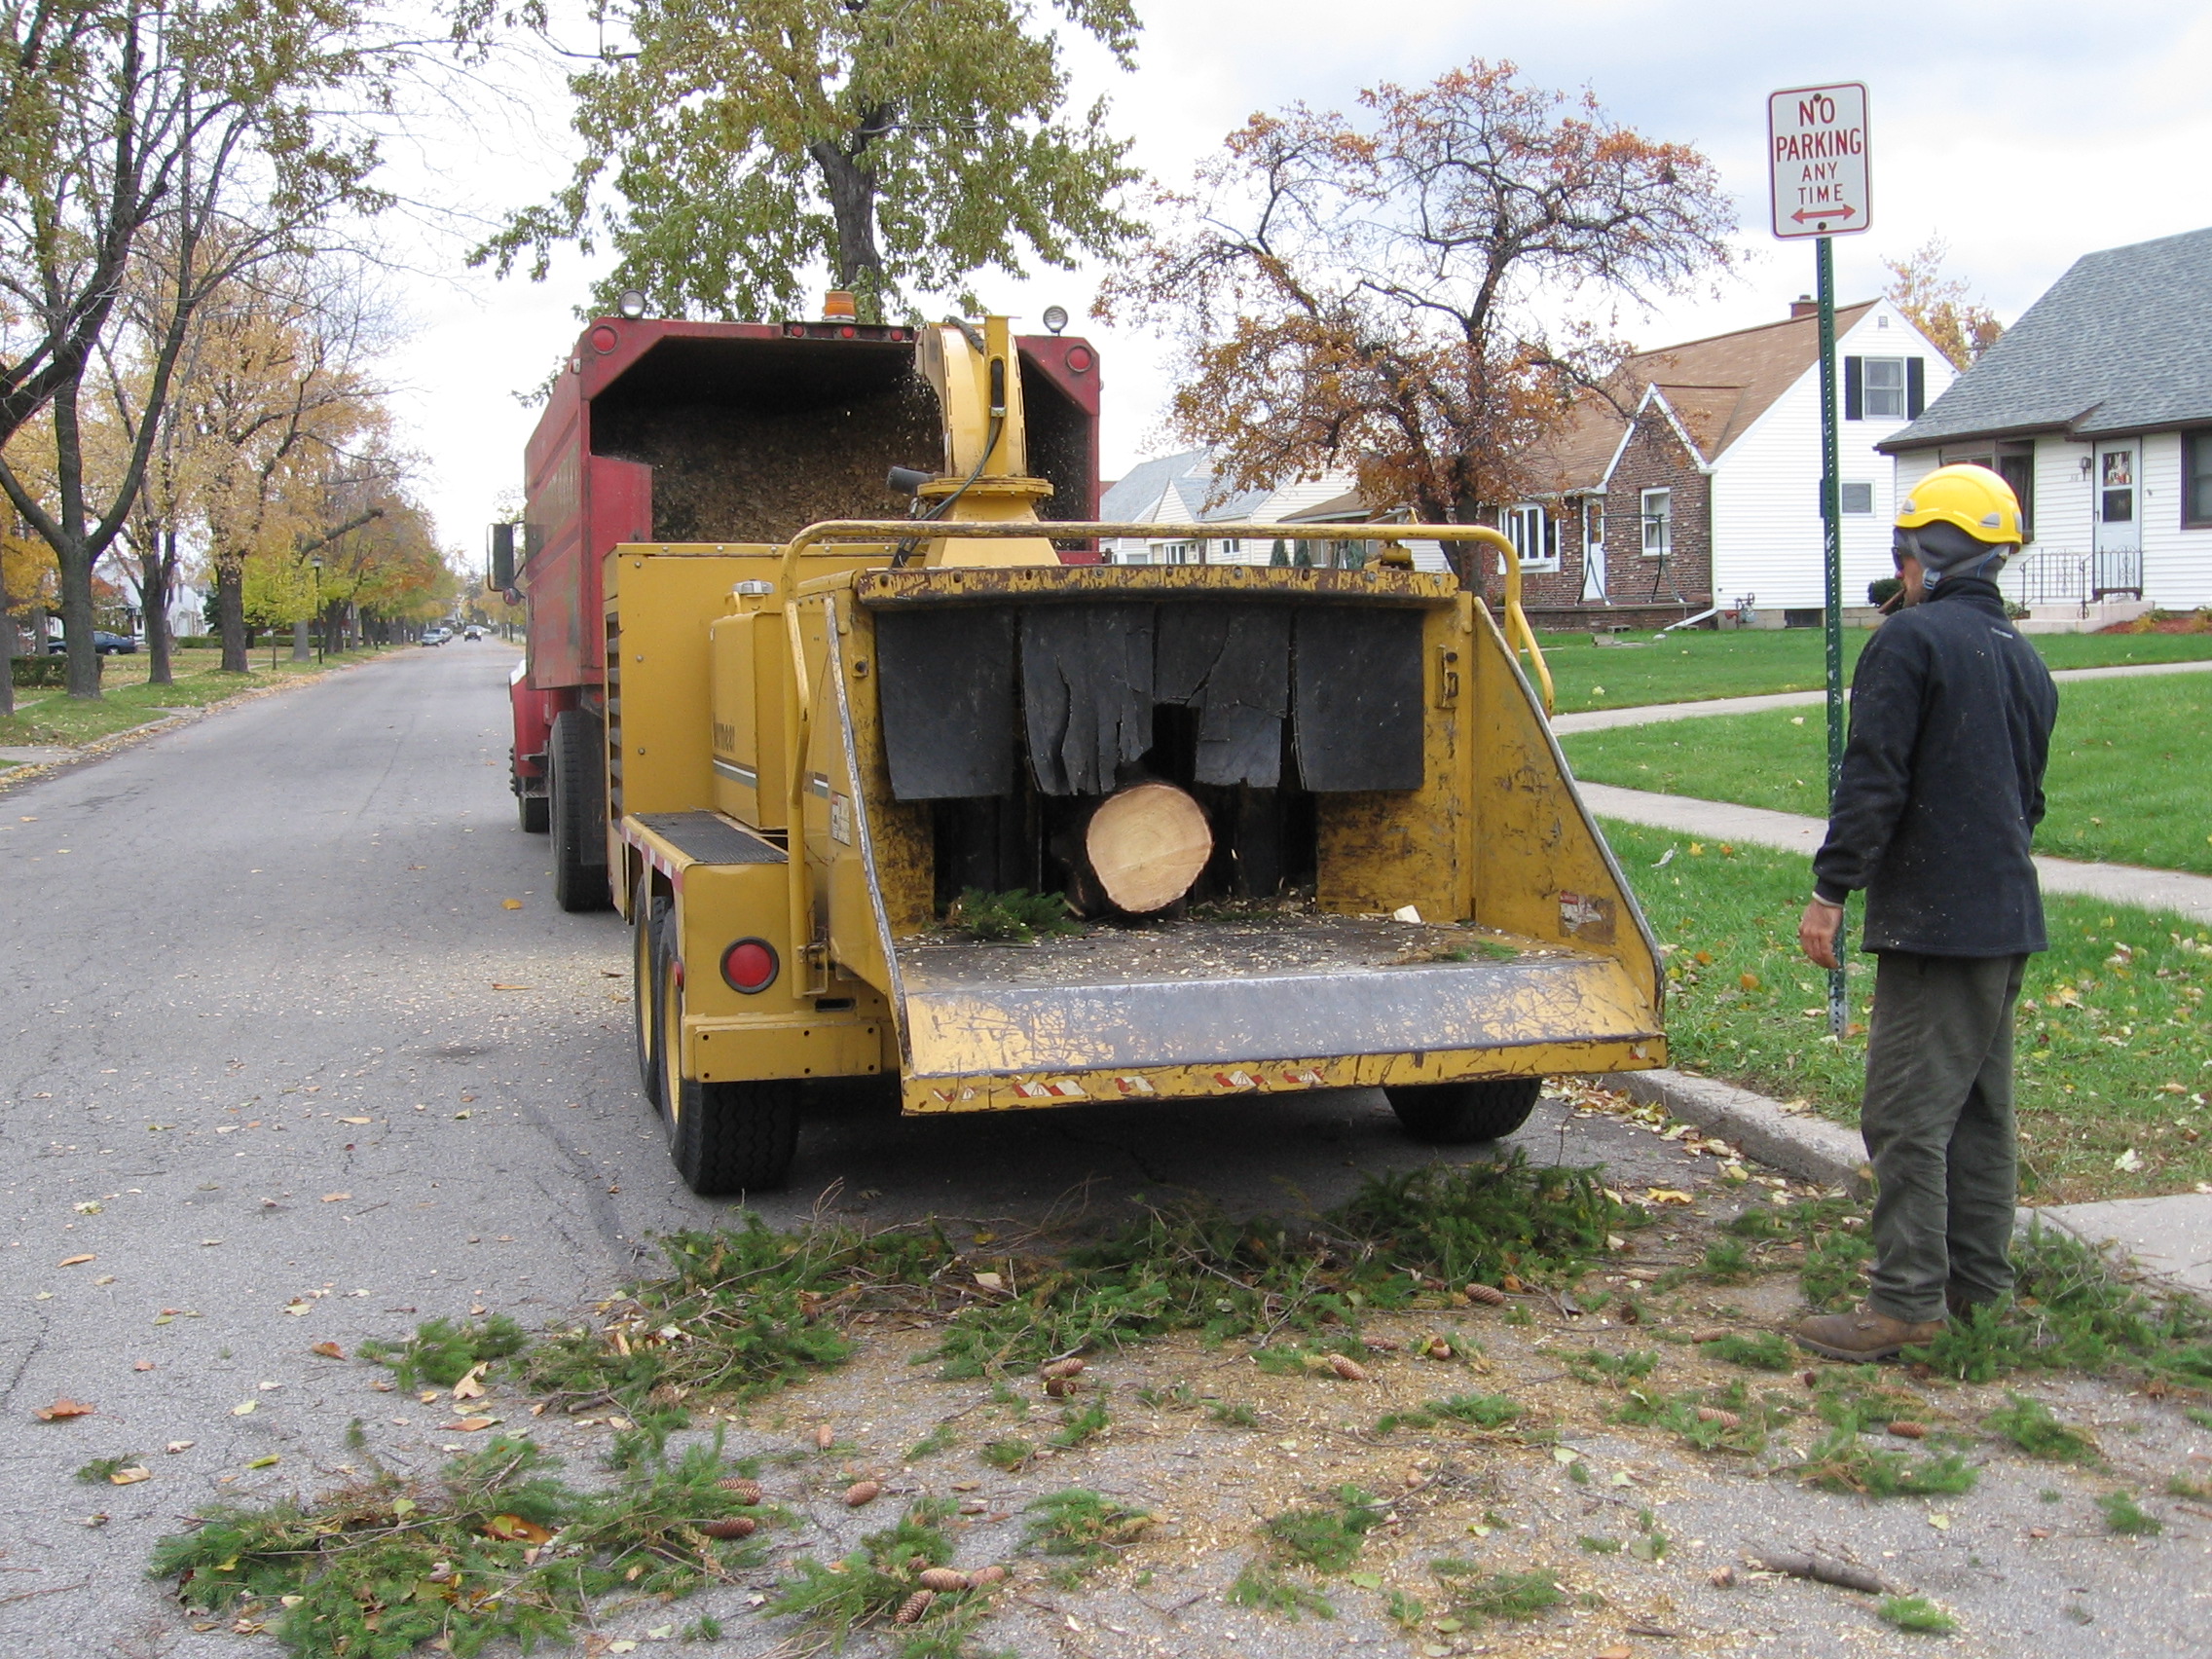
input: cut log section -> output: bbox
[1084,782,1213,914]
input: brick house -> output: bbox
[1489,297,1956,629]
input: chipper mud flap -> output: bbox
[887,919,1662,1113]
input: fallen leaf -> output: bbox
[282,1302,312,1316]
[166,1441,194,1454]
[440,1418,498,1432]
[2115,1148,2143,1173]
[501,900,524,910]
[451,1364,488,1401]
[320,1193,350,1203]
[337,1117,371,1125]
[1643,1188,1696,1205]
[133,1361,155,1373]
[484,1513,554,1544]
[972,1271,1003,1291]
[490,983,531,991]
[57,1253,95,1268]
[245,1455,279,1470]
[231,1401,256,1416]
[92,1274,115,1285]
[1739,972,1760,991]
[34,1399,93,1421]
[310,1342,345,1360]
[108,1466,151,1486]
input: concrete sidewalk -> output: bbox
[1580,779,2212,925]
[1552,653,2212,734]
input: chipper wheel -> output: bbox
[548,709,611,912]
[631,873,669,1105]
[1384,1077,1543,1145]
[652,919,800,1195]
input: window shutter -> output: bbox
[1905,357,1926,419]
[1843,357,1864,422]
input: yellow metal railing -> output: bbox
[771,518,1558,965]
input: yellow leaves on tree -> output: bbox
[1882,237,2004,371]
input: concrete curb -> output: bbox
[1599,1068,1871,1198]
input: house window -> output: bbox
[1583,498,1604,548]
[1845,355,1926,421]
[2186,432,2212,528]
[1839,481,1874,514]
[1996,445,2035,541]
[1640,489,1672,558]
[1504,504,1559,571]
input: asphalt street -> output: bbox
[0,642,1717,1656]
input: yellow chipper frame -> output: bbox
[605,317,1664,1193]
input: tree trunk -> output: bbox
[807,124,886,320]
[1080,782,1214,914]
[0,559,13,719]
[291,618,312,662]
[56,528,99,698]
[144,531,175,685]
[216,556,249,673]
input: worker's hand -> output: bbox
[1799,899,1845,970]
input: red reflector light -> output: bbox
[720,939,779,994]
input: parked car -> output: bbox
[419,628,451,646]
[46,631,137,654]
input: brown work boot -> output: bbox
[1793,1305,1945,1362]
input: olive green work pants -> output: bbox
[1859,951,2029,1325]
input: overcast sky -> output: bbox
[382,0,2212,564]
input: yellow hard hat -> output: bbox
[1896,462,2023,547]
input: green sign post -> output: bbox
[1768,81,1869,1038]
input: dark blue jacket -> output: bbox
[1812,576,2058,956]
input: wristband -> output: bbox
[1807,894,1844,911]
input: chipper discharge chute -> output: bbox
[603,317,1664,1194]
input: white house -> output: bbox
[1098,452,1390,567]
[1880,224,2212,614]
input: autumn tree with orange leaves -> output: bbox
[1099,60,1735,580]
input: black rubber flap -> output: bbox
[874,607,1017,799]
[634,812,786,865]
[1022,604,1155,795]
[1292,607,1423,791]
[1157,603,1290,787]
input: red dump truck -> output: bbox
[497,309,1105,909]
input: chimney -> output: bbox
[1789,295,1819,319]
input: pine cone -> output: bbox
[918,1567,970,1593]
[844,1480,882,1507]
[1694,1407,1742,1429]
[700,1516,756,1539]
[718,1477,763,1505]
[968,1565,1007,1587]
[1327,1354,1369,1382]
[1464,1283,1507,1307]
[895,1589,935,1624]
[814,1424,835,1451]
[1040,1357,1086,1381]
[1887,1420,1927,1440]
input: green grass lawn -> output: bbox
[1600,817,2212,1204]
[1533,625,2212,716]
[1564,676,2212,875]
[1,645,389,752]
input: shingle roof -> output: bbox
[1531,303,1877,490]
[1880,225,2212,452]
[1099,449,1207,521]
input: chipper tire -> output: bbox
[1384,1077,1543,1145]
[632,873,669,1105]
[549,709,610,912]
[653,918,800,1194]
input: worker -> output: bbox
[1793,463,2057,1362]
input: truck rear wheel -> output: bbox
[549,709,610,911]
[633,873,669,1104]
[1384,1077,1543,1145]
[653,922,799,1193]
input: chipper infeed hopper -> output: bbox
[604,318,1664,1194]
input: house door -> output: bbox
[2093,443,2142,597]
[1580,499,1606,601]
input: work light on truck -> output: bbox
[720,939,779,995]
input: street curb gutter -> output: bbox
[1598,1068,1873,1198]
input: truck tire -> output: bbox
[548,709,610,911]
[1384,1077,1543,1145]
[653,922,800,1193]
[632,872,669,1104]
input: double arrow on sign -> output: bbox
[1789,204,1859,224]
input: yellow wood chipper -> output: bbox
[502,308,1664,1193]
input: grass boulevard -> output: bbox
[1533,624,2212,717]
[0,645,426,763]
